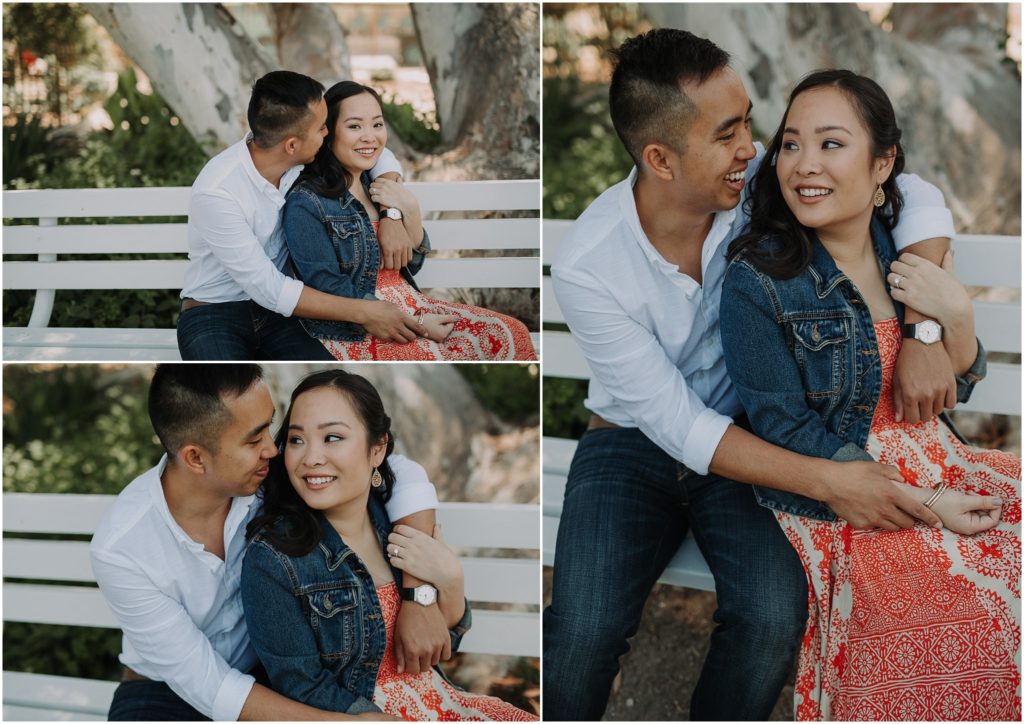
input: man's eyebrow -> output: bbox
[714,101,754,136]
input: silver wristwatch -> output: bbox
[385,207,403,221]
[902,320,943,345]
[400,583,438,607]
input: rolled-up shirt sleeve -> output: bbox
[90,547,255,721]
[892,173,955,251]
[189,191,304,316]
[553,266,733,475]
[370,147,403,178]
[386,454,439,518]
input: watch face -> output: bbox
[387,207,402,220]
[917,321,942,344]
[415,585,437,606]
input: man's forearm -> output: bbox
[708,424,831,500]
[292,285,369,324]
[899,237,949,325]
[239,682,357,721]
[394,509,436,588]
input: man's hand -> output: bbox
[354,713,402,721]
[892,341,956,424]
[823,460,942,530]
[393,599,450,674]
[376,218,414,271]
[360,300,419,342]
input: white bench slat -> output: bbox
[458,610,539,657]
[2,182,539,219]
[5,257,540,291]
[4,672,115,719]
[542,437,578,478]
[4,494,115,535]
[461,558,539,605]
[958,362,1021,416]
[538,331,588,380]
[3,218,539,254]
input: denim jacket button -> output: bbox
[811,324,822,343]
[323,594,333,612]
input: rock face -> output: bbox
[264,364,538,504]
[645,3,1021,234]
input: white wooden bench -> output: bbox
[2,493,540,721]
[2,180,540,361]
[542,218,1021,592]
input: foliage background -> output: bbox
[3,363,539,712]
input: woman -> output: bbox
[720,70,1020,720]
[282,81,536,361]
[240,370,536,721]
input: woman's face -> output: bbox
[330,92,387,176]
[775,86,893,243]
[283,387,386,515]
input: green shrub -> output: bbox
[454,364,540,428]
[381,95,441,153]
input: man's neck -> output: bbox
[634,173,716,280]
[248,140,296,189]
[161,461,232,534]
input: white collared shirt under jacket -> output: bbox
[89,453,438,721]
[182,134,402,315]
[551,146,955,475]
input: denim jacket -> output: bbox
[720,218,987,521]
[240,497,471,714]
[282,175,431,342]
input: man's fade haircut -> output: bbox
[248,70,325,149]
[609,29,731,168]
[149,364,264,455]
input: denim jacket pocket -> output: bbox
[326,217,363,271]
[790,317,850,411]
[306,583,360,662]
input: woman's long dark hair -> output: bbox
[294,81,385,200]
[246,370,395,556]
[728,69,906,279]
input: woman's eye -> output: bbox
[823,140,843,150]
[287,435,303,446]
[781,140,798,151]
[324,433,343,443]
[348,124,360,131]
[374,122,385,129]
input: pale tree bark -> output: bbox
[269,4,351,86]
[645,3,1021,234]
[412,3,540,179]
[89,3,274,154]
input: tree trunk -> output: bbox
[644,3,1021,234]
[412,3,539,179]
[89,3,274,154]
[269,5,351,86]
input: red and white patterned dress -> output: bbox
[371,582,538,721]
[776,318,1021,720]
[320,223,536,361]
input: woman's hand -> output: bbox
[416,313,458,342]
[888,250,972,330]
[387,524,463,591]
[368,178,419,216]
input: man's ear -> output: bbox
[178,444,209,475]
[282,135,300,157]
[640,142,677,181]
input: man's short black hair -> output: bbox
[247,70,324,149]
[149,364,264,455]
[609,29,731,168]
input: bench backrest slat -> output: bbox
[4,671,115,718]
[3,218,540,255]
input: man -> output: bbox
[545,29,960,720]
[178,71,423,360]
[91,365,449,720]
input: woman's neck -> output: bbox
[346,171,378,220]
[323,496,374,542]
[816,222,875,268]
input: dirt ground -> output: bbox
[542,569,794,721]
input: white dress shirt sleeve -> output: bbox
[385,454,439,519]
[189,191,304,316]
[370,147,404,179]
[552,266,733,475]
[892,173,955,251]
[90,547,255,721]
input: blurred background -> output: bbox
[2,362,540,715]
[3,2,540,335]
[542,3,1021,719]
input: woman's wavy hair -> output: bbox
[295,81,385,200]
[728,69,905,279]
[246,370,395,556]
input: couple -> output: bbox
[546,28,1020,720]
[90,365,535,721]
[177,70,535,362]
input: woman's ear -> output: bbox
[369,436,388,468]
[875,145,897,184]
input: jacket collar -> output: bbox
[314,496,394,572]
[806,216,898,299]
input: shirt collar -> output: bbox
[239,132,303,200]
[619,166,739,278]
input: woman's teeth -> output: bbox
[305,476,334,488]
[798,188,832,197]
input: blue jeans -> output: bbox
[543,427,807,720]
[108,680,209,721]
[176,300,334,361]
